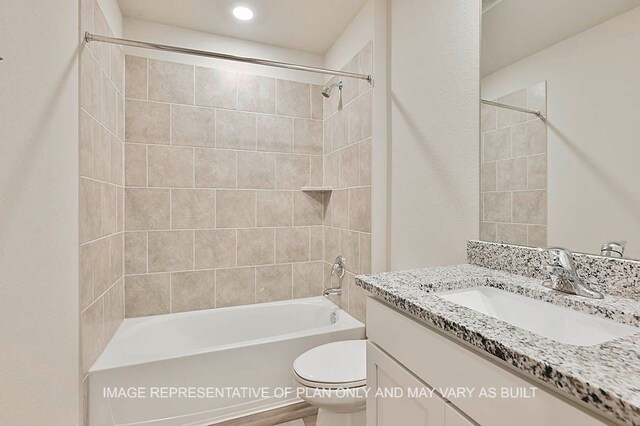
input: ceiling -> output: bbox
[482,0,640,76]
[116,0,368,54]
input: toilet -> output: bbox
[293,340,367,426]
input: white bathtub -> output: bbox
[89,296,365,426]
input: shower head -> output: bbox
[322,80,343,98]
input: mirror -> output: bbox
[479,0,640,259]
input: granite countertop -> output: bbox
[356,264,640,425]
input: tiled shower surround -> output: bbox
[122,43,372,321]
[79,0,125,423]
[480,82,548,247]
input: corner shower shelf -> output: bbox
[301,186,333,192]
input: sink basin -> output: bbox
[437,287,638,346]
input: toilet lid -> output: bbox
[293,340,366,387]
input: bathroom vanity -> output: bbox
[357,256,640,426]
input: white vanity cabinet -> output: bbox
[366,297,615,426]
[367,342,475,426]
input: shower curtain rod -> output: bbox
[481,99,543,118]
[84,32,373,83]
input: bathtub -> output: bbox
[89,296,365,426]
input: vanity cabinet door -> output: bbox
[367,342,446,426]
[445,404,477,426]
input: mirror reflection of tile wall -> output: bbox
[480,82,547,247]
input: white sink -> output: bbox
[437,287,638,346]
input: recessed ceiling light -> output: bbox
[233,6,254,21]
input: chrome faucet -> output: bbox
[323,256,346,297]
[601,241,626,258]
[538,247,604,299]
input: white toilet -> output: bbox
[293,340,367,426]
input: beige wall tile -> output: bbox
[195,67,237,109]
[117,187,124,233]
[238,74,276,114]
[80,178,102,243]
[93,237,110,297]
[483,192,511,222]
[359,139,372,186]
[216,190,256,228]
[170,189,216,229]
[528,225,547,247]
[237,151,276,189]
[481,104,497,132]
[125,231,147,274]
[527,154,547,190]
[512,119,546,156]
[483,127,511,162]
[323,117,332,153]
[195,229,237,269]
[102,75,117,134]
[148,59,194,104]
[276,154,310,189]
[348,187,371,232]
[148,231,194,272]
[125,55,147,100]
[359,233,371,274]
[294,119,323,155]
[497,223,528,245]
[497,89,527,127]
[125,143,146,186]
[277,80,310,118]
[110,136,123,185]
[293,261,324,298]
[125,273,170,317]
[147,145,193,187]
[93,122,110,182]
[100,184,117,236]
[340,230,360,274]
[80,111,94,178]
[109,233,123,287]
[80,243,94,310]
[80,300,104,373]
[339,144,360,188]
[195,148,236,188]
[116,93,125,141]
[349,90,372,143]
[80,48,102,120]
[257,191,293,227]
[171,105,215,147]
[237,228,275,266]
[125,188,170,230]
[311,85,324,120]
[496,157,527,191]
[125,100,170,144]
[513,190,547,225]
[330,109,349,151]
[310,155,323,187]
[481,162,497,192]
[92,6,111,69]
[103,278,124,343]
[348,274,366,323]
[329,189,349,229]
[294,192,323,226]
[323,151,339,188]
[256,264,292,303]
[216,109,256,150]
[171,271,215,312]
[341,56,360,105]
[324,227,340,263]
[480,222,497,241]
[276,227,309,263]
[216,267,255,308]
[310,226,324,261]
[257,115,293,153]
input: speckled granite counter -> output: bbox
[356,264,640,425]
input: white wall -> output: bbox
[123,18,325,84]
[324,0,374,75]
[389,0,480,270]
[0,0,80,424]
[482,6,640,259]
[97,0,123,37]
